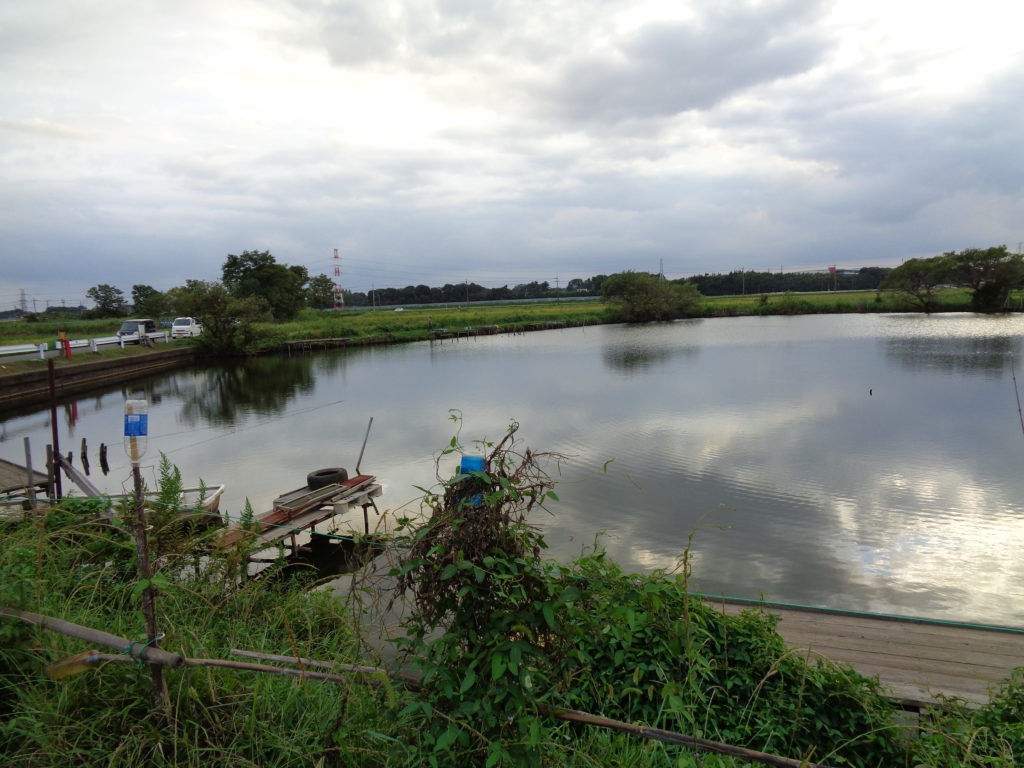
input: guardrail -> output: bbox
[0,332,170,359]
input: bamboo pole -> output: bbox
[0,608,183,668]
[229,648,422,689]
[542,706,835,768]
[84,653,382,686]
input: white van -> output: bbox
[171,317,203,338]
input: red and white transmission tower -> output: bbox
[332,248,345,309]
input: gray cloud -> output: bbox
[546,0,833,124]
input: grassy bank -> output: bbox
[256,289,983,346]
[0,344,184,377]
[258,300,613,347]
[0,288,1004,374]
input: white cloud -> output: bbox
[1,0,1023,308]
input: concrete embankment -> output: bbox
[0,347,196,410]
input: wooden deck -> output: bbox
[712,598,1024,707]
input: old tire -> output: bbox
[307,467,349,489]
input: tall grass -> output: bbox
[0,500,403,767]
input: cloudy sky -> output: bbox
[2,0,1023,310]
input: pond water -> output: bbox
[3,313,1024,626]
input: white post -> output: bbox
[89,338,98,353]
[37,343,46,360]
[119,336,125,349]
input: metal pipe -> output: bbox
[355,417,373,474]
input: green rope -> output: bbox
[691,592,1024,635]
[122,633,165,668]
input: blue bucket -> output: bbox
[459,455,485,474]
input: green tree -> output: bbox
[601,271,702,322]
[305,273,337,309]
[131,284,166,317]
[222,250,308,320]
[193,283,271,356]
[165,279,216,318]
[880,256,951,312]
[85,284,128,317]
[945,246,1024,312]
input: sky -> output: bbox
[2,0,1024,310]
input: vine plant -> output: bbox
[391,418,572,766]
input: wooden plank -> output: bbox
[777,630,1021,674]
[711,599,1024,706]
[253,485,382,546]
[0,457,48,494]
[273,476,376,514]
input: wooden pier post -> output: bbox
[47,360,61,500]
[23,437,37,509]
[45,444,55,501]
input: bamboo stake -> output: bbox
[126,401,168,716]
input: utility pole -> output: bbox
[332,248,344,309]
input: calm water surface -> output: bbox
[3,313,1023,625]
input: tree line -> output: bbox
[76,245,1022,353]
[83,258,897,322]
[880,246,1024,312]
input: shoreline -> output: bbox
[0,346,196,411]
[0,296,1012,411]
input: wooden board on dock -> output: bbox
[0,458,48,494]
[712,598,1024,707]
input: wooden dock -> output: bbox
[216,473,383,549]
[712,598,1024,707]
